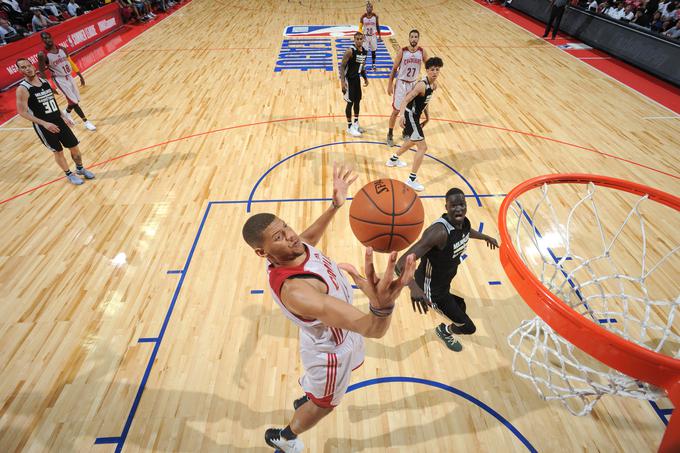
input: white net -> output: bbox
[506,181,680,416]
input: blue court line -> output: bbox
[347,376,537,452]
[597,318,618,324]
[95,202,214,452]
[246,141,484,212]
[478,221,484,234]
[461,253,468,261]
[488,281,502,285]
[649,400,672,425]
[211,194,507,206]
[137,337,159,343]
[250,289,264,294]
[166,270,183,275]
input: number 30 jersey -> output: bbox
[19,78,61,122]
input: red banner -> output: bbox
[0,3,122,89]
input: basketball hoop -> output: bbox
[498,174,680,453]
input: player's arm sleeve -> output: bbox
[68,57,80,73]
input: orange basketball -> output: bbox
[349,179,424,253]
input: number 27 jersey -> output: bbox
[20,78,62,122]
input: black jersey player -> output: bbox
[386,56,443,192]
[15,58,95,185]
[339,32,369,137]
[396,188,498,351]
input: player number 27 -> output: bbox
[42,99,58,114]
[406,67,416,78]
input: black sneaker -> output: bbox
[293,394,308,410]
[265,428,304,452]
[435,323,463,352]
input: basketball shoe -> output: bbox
[435,323,463,352]
[347,123,361,137]
[76,167,95,179]
[405,177,424,192]
[385,157,407,167]
[265,428,304,452]
[66,173,83,185]
[84,121,96,131]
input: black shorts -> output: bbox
[33,118,79,152]
[403,109,424,142]
[343,77,362,103]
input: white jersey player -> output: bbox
[359,1,381,70]
[38,32,96,131]
[242,164,416,453]
[386,29,428,146]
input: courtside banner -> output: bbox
[284,25,394,38]
[0,3,122,89]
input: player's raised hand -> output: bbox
[410,286,432,314]
[332,162,357,208]
[339,248,416,310]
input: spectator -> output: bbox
[0,17,21,42]
[587,0,599,10]
[622,4,636,18]
[31,8,57,30]
[606,1,625,18]
[66,0,79,16]
[631,8,651,24]
[663,17,680,35]
[118,0,145,22]
[650,10,666,28]
[543,0,569,39]
[662,0,678,19]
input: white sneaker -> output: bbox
[347,124,361,137]
[355,123,366,133]
[386,158,407,168]
[84,121,96,131]
[405,178,424,191]
[351,123,363,135]
[62,109,73,123]
[265,428,304,452]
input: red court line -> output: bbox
[1,114,676,206]
[474,0,680,113]
[117,47,272,52]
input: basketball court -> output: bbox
[0,0,678,451]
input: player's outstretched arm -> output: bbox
[470,228,499,249]
[281,250,416,338]
[299,163,357,247]
[398,81,425,126]
[396,223,447,313]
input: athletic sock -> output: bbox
[388,128,393,136]
[409,172,417,182]
[76,165,84,171]
[65,169,72,176]
[390,154,399,162]
[280,425,297,440]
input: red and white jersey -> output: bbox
[361,14,378,36]
[268,243,354,352]
[46,48,72,78]
[397,47,424,82]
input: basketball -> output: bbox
[349,179,425,253]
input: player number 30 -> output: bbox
[42,99,58,114]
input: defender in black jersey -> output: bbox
[15,58,94,185]
[386,56,443,192]
[396,188,499,352]
[339,32,369,137]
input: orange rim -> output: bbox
[498,174,680,392]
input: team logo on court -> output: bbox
[283,25,394,38]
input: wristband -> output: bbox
[370,304,395,317]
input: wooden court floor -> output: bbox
[0,0,678,451]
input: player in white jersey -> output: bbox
[242,164,416,453]
[38,32,96,131]
[359,1,381,70]
[386,29,428,146]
